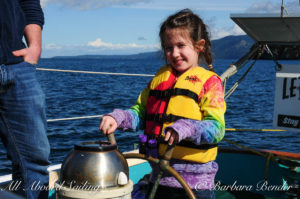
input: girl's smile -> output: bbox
[164,28,203,75]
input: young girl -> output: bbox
[100,9,225,199]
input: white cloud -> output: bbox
[285,1,300,13]
[87,38,159,50]
[40,0,49,8]
[245,1,278,13]
[208,0,300,40]
[211,24,245,40]
[88,38,114,48]
[42,39,160,57]
[231,24,245,35]
[245,0,300,14]
[44,43,62,50]
[41,0,150,10]
[209,0,300,40]
[205,16,245,40]
[138,37,147,41]
[115,1,247,12]
[41,0,251,12]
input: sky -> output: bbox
[40,0,300,58]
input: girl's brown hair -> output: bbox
[159,8,214,71]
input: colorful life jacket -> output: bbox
[145,65,218,163]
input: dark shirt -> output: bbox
[0,0,44,65]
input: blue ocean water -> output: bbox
[0,57,299,175]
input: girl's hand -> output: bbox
[99,116,118,136]
[164,129,179,145]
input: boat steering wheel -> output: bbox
[108,133,196,199]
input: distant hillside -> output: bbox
[211,35,254,59]
[51,51,163,60]
[51,35,255,60]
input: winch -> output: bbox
[55,136,133,199]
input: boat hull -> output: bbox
[1,148,299,199]
[215,147,300,199]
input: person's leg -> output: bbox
[0,62,50,199]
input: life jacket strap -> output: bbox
[146,113,188,123]
[177,140,217,150]
[149,88,199,103]
[157,136,217,150]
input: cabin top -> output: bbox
[231,13,300,45]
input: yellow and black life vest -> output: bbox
[145,65,218,163]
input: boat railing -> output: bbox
[35,67,285,133]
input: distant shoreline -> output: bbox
[43,35,300,60]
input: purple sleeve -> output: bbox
[107,109,141,131]
[164,119,224,144]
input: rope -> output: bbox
[265,153,272,181]
[47,115,103,122]
[223,138,298,164]
[46,114,287,132]
[226,128,285,132]
[222,137,300,183]
[36,68,155,77]
[223,138,267,157]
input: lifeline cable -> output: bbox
[46,114,287,132]
[224,59,257,100]
[36,68,154,77]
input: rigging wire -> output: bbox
[36,68,154,77]
[264,44,282,71]
[47,115,103,122]
[224,59,257,100]
[47,114,285,132]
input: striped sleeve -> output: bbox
[165,75,226,144]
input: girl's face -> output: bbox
[163,28,203,75]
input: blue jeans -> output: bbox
[0,62,50,199]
